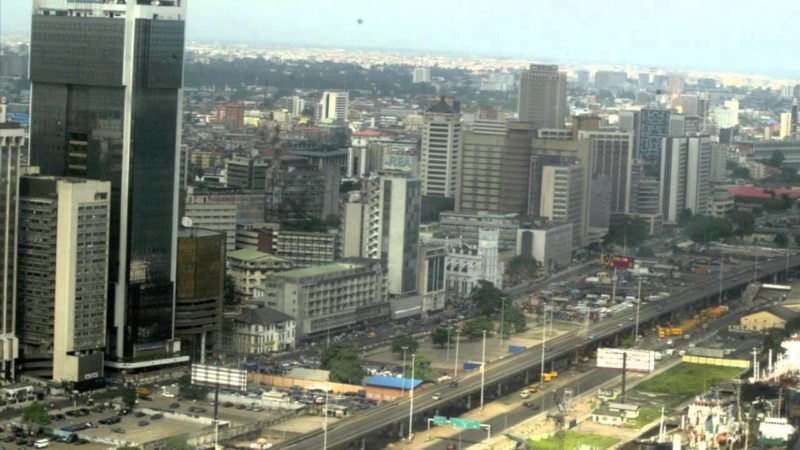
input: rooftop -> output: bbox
[364,375,422,390]
[233,306,294,326]
[227,248,288,262]
[275,262,363,280]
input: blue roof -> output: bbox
[365,375,423,390]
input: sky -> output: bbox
[2,0,799,77]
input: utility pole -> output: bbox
[634,279,642,343]
[719,252,724,306]
[323,387,329,450]
[480,330,487,411]
[540,305,547,382]
[446,325,451,363]
[499,296,506,352]
[453,329,460,378]
[611,266,618,304]
[408,354,416,441]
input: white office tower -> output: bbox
[316,91,349,123]
[0,123,22,380]
[710,143,728,184]
[780,112,792,138]
[540,164,585,246]
[685,135,712,216]
[659,137,688,223]
[712,99,740,129]
[287,96,306,117]
[420,98,461,198]
[413,67,431,83]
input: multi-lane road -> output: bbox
[274,254,799,450]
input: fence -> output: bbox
[681,355,750,368]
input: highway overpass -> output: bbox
[273,254,800,450]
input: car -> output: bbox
[4,435,15,443]
[151,413,163,420]
[523,401,541,411]
[628,317,634,321]
[617,323,623,327]
[222,402,233,408]
[235,404,246,410]
[449,380,459,388]
[169,402,180,409]
[161,391,176,398]
[137,421,149,427]
[111,428,125,434]
[431,392,441,401]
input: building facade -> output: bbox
[0,123,22,379]
[231,306,296,354]
[516,222,573,272]
[420,98,461,198]
[226,249,294,301]
[316,91,349,123]
[517,64,567,129]
[445,230,504,296]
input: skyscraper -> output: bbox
[636,108,672,162]
[412,67,431,84]
[659,137,688,223]
[17,176,110,382]
[579,131,634,214]
[28,0,187,365]
[685,135,712,217]
[315,91,349,123]
[517,64,567,129]
[540,164,584,245]
[0,122,22,379]
[420,97,461,198]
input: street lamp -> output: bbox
[401,347,409,396]
[323,387,329,450]
[634,279,642,343]
[453,328,461,378]
[480,330,487,411]
[540,304,547,383]
[499,296,506,352]
[408,354,416,441]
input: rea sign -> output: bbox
[382,153,416,173]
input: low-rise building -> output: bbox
[738,306,799,332]
[445,229,504,296]
[230,305,296,354]
[515,221,573,272]
[227,249,294,301]
[261,259,388,339]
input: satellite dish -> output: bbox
[181,217,193,228]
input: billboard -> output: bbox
[382,153,417,174]
[611,256,634,269]
[191,364,247,391]
[597,348,655,372]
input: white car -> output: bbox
[161,391,176,398]
[432,392,441,401]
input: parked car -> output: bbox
[137,421,149,427]
[111,428,125,434]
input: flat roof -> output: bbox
[364,375,422,390]
[227,248,288,262]
[277,263,361,279]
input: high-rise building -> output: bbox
[669,114,700,137]
[217,101,245,131]
[638,73,651,90]
[594,71,628,90]
[412,67,431,83]
[420,97,461,198]
[18,176,110,382]
[175,228,224,364]
[576,70,590,87]
[0,123,23,379]
[678,94,708,124]
[183,198,237,252]
[685,135,712,216]
[225,156,269,190]
[286,96,306,116]
[315,91,349,123]
[659,137,688,222]
[539,164,584,245]
[780,112,793,139]
[713,99,740,129]
[579,131,634,213]
[710,143,729,184]
[29,0,187,365]
[636,108,672,162]
[517,64,567,129]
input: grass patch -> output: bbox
[627,406,662,428]
[634,363,743,406]
[529,431,619,450]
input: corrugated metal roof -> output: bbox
[364,375,422,390]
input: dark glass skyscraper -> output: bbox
[28,0,187,365]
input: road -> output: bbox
[272,254,798,450]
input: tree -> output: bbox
[470,280,508,316]
[391,334,419,356]
[768,150,785,168]
[683,215,733,243]
[677,208,693,227]
[321,343,364,384]
[341,180,360,193]
[463,316,494,339]
[728,210,755,236]
[431,327,451,348]
[404,354,438,382]
[505,255,538,285]
[732,166,751,179]
[121,388,137,408]
[178,375,210,401]
[22,402,50,429]
[604,215,649,248]
[774,233,789,248]
[638,246,656,257]
[223,274,237,307]
[164,437,192,450]
[503,306,528,334]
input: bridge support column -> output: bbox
[398,421,404,438]
[497,382,502,397]
[360,438,366,450]
[524,371,530,385]
[466,394,472,410]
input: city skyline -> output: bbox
[3,0,800,78]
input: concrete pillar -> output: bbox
[466,394,472,409]
[524,371,530,385]
[398,422,404,438]
[200,331,207,364]
[497,382,502,397]
[360,438,366,450]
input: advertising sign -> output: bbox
[597,348,655,372]
[191,364,247,391]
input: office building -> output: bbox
[618,110,638,133]
[594,71,628,90]
[0,123,22,379]
[261,260,388,339]
[230,306,296,354]
[780,112,793,139]
[713,99,739,129]
[227,249,294,302]
[669,114,700,137]
[265,157,325,225]
[340,191,366,258]
[412,67,431,83]
[630,161,661,216]
[685,135,712,216]
[576,70,590,87]
[516,221,573,272]
[286,96,306,117]
[315,91,349,123]
[417,244,446,313]
[638,73,650,89]
[540,164,584,245]
[29,0,187,366]
[579,131,633,213]
[660,137,688,222]
[217,101,245,131]
[710,144,728,184]
[175,228,224,363]
[225,156,269,190]
[183,198,237,252]
[445,229,504,296]
[439,211,521,250]
[636,108,671,162]
[272,230,337,268]
[17,177,109,382]
[420,97,461,198]
[517,64,567,129]
[678,94,708,125]
[470,119,507,136]
[458,122,537,216]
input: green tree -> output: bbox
[391,333,419,356]
[178,375,210,401]
[768,150,785,168]
[677,208,693,227]
[728,210,755,236]
[404,354,438,382]
[604,214,649,248]
[638,246,656,257]
[22,402,50,429]
[463,316,494,339]
[732,166,751,179]
[223,274,237,307]
[431,327,451,348]
[505,255,538,285]
[164,436,192,450]
[503,306,528,334]
[121,388,137,408]
[683,215,733,243]
[774,233,789,248]
[320,343,364,384]
[470,280,508,316]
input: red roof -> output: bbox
[353,130,382,137]
[727,186,800,200]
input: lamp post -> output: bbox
[401,347,409,396]
[446,325,451,363]
[480,330,487,411]
[634,279,642,343]
[499,296,506,352]
[453,328,461,378]
[323,387,329,450]
[719,251,724,306]
[540,305,547,382]
[408,354,416,441]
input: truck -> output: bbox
[135,387,150,397]
[542,371,558,382]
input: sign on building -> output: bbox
[597,348,655,372]
[191,364,248,391]
[382,153,417,174]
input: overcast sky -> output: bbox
[2,0,798,77]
